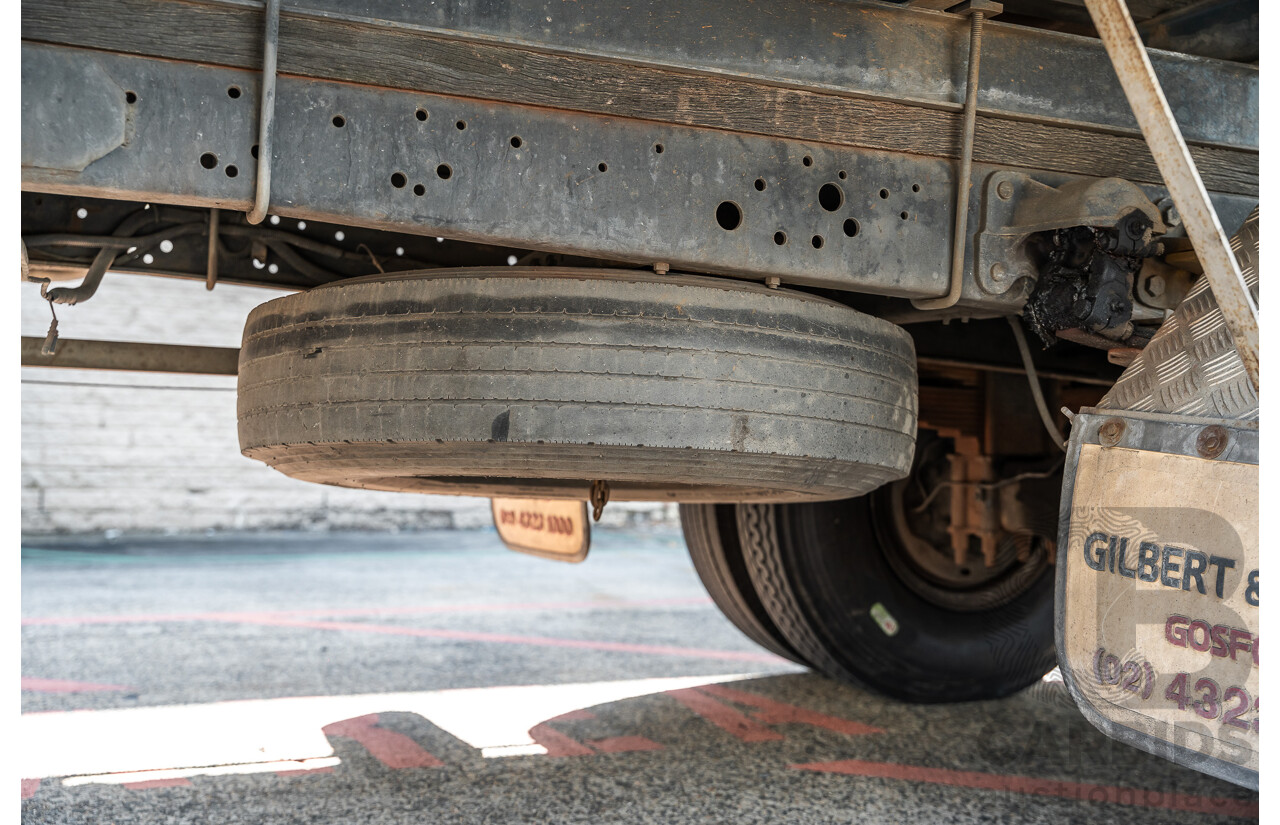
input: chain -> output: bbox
[589,479,610,522]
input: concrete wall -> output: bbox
[21,273,678,535]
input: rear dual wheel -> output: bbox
[683,431,1059,703]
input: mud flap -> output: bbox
[1056,408,1258,789]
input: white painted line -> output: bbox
[61,758,341,786]
[24,672,785,781]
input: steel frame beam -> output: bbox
[21,0,1257,151]
[20,43,1257,309]
[17,43,956,300]
[21,337,240,375]
[20,1,1257,308]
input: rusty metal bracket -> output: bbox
[1084,0,1259,391]
[1133,257,1194,310]
[974,172,1166,296]
[246,0,281,226]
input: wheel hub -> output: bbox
[873,435,1056,612]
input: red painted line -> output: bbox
[790,759,1259,819]
[21,779,40,800]
[528,723,595,757]
[238,616,787,664]
[122,777,193,790]
[322,714,444,769]
[666,688,784,742]
[698,683,885,736]
[586,736,664,754]
[274,767,335,778]
[21,677,129,693]
[22,597,713,627]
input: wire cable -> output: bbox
[911,457,1065,514]
[1008,316,1067,451]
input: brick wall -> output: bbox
[21,273,678,535]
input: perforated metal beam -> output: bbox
[21,42,1259,307]
[22,44,962,300]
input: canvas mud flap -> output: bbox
[491,497,590,563]
[1057,408,1258,788]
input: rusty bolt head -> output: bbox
[1196,425,1229,459]
[1098,418,1126,447]
[996,180,1015,200]
[1145,274,1166,297]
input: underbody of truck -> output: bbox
[21,0,1259,789]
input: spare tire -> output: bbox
[237,268,917,502]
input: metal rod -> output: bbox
[25,223,204,251]
[915,355,1115,387]
[206,208,220,290]
[246,0,281,225]
[42,209,159,305]
[1084,0,1259,391]
[913,8,986,311]
[21,337,240,375]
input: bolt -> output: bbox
[996,179,1014,200]
[1098,418,1126,447]
[653,262,670,275]
[1196,425,1229,459]
[989,262,1008,282]
[1165,204,1181,226]
[765,276,781,289]
[1145,274,1166,297]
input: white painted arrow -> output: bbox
[22,672,783,784]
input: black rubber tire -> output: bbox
[680,503,806,664]
[237,268,918,502]
[736,496,1057,703]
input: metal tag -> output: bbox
[1057,409,1258,788]
[491,498,590,563]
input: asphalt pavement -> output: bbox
[21,529,1259,823]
